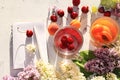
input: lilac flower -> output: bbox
[85,48,120,75]
[17,65,40,80]
[94,48,118,59]
[85,58,116,74]
[2,75,16,80]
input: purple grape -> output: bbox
[112,3,120,17]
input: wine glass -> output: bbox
[54,26,83,58]
[90,17,119,47]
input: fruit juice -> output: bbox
[90,17,119,46]
[54,26,83,58]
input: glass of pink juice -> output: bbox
[54,26,83,58]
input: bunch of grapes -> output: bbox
[112,3,120,17]
[99,0,120,17]
[17,65,40,80]
[85,48,120,75]
[101,0,117,9]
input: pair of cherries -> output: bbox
[59,35,75,50]
[98,6,111,17]
[50,0,89,22]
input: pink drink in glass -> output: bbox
[54,26,83,58]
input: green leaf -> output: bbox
[74,61,93,77]
[73,50,95,77]
[113,68,120,79]
[79,50,95,63]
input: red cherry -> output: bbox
[72,0,80,6]
[57,9,64,17]
[26,30,33,37]
[104,11,111,17]
[68,44,75,50]
[98,7,105,13]
[61,35,68,44]
[67,6,73,13]
[67,37,74,44]
[81,6,89,13]
[59,43,67,49]
[70,11,78,19]
[50,14,57,22]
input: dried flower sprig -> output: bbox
[107,35,120,56]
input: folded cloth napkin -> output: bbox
[12,22,48,69]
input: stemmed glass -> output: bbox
[90,17,119,47]
[54,26,83,59]
[53,26,83,76]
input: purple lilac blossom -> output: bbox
[84,48,120,75]
[2,75,17,80]
[85,58,115,74]
[94,48,118,59]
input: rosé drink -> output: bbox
[54,26,83,58]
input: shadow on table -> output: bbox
[9,26,23,77]
[47,36,57,65]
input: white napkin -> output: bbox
[33,26,48,63]
[12,22,48,69]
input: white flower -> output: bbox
[25,44,36,53]
[36,60,58,80]
[91,76,105,80]
[106,72,118,80]
[58,60,86,80]
[36,59,86,80]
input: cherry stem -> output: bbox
[17,27,26,33]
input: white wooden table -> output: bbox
[0,0,100,78]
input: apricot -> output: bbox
[90,17,119,44]
[101,31,112,42]
[70,19,81,29]
[48,22,59,35]
[91,24,103,34]
[99,20,118,37]
[91,17,119,37]
[93,33,104,43]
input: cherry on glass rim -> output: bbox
[67,6,73,13]
[72,0,80,6]
[26,30,33,37]
[57,9,64,17]
[98,6,105,13]
[70,11,78,19]
[104,11,111,17]
[81,6,89,13]
[50,14,57,22]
